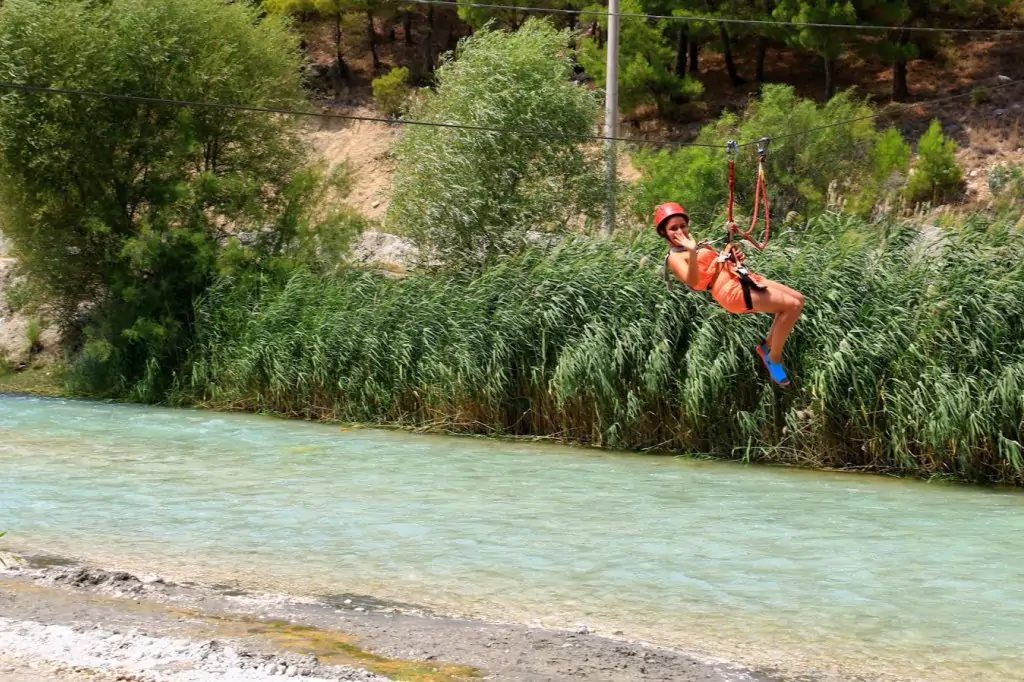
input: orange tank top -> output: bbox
[665,245,725,291]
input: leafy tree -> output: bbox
[773,0,856,99]
[578,0,704,117]
[387,18,604,266]
[0,0,310,397]
[265,0,369,87]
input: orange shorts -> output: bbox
[710,272,768,314]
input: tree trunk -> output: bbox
[366,10,381,73]
[675,25,688,75]
[755,36,767,88]
[823,54,833,100]
[423,6,435,75]
[688,39,699,74]
[719,24,745,86]
[892,57,909,101]
[891,30,911,102]
[403,11,413,46]
[332,12,351,90]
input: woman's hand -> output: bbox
[678,231,697,251]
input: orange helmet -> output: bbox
[653,202,689,235]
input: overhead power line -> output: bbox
[0,76,1022,151]
[407,0,1024,35]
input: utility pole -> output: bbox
[602,0,620,236]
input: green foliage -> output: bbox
[905,119,963,204]
[386,18,604,267]
[988,163,1024,198]
[267,161,371,276]
[871,127,912,184]
[773,0,856,96]
[2,278,35,313]
[845,126,911,215]
[181,212,1024,484]
[263,0,364,84]
[372,67,413,117]
[0,0,309,399]
[578,0,703,117]
[25,318,41,353]
[457,0,575,30]
[631,84,878,228]
[971,85,994,105]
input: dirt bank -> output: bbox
[0,552,793,682]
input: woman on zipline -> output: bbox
[656,201,804,386]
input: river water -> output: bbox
[2,395,1022,681]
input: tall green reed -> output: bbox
[183,213,1024,484]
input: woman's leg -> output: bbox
[749,280,804,364]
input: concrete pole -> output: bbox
[602,0,620,236]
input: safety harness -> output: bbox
[719,137,772,310]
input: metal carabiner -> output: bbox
[726,139,739,160]
[756,136,770,161]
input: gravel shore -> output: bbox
[0,551,790,682]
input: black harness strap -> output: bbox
[734,261,767,311]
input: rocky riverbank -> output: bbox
[0,552,786,682]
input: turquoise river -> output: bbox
[1,395,1023,681]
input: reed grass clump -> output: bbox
[183,213,1024,484]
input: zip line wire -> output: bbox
[406,0,1024,35]
[0,81,723,146]
[0,75,1022,151]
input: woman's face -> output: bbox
[663,215,689,246]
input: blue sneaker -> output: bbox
[756,344,791,386]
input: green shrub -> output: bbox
[905,119,963,204]
[386,18,603,267]
[845,126,911,215]
[988,163,1024,198]
[372,66,412,117]
[871,127,912,185]
[630,84,878,229]
[971,86,993,105]
[3,278,35,313]
[25,318,41,353]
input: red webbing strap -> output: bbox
[727,157,736,226]
[738,158,770,250]
[736,138,771,251]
